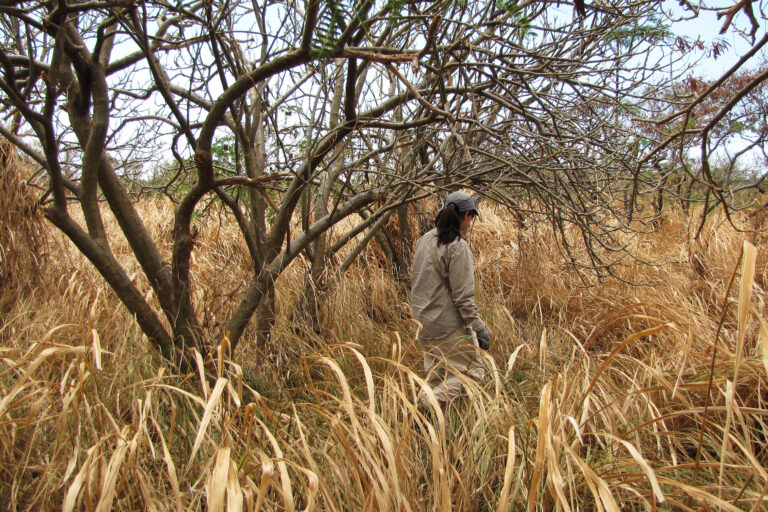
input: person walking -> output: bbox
[411,191,491,406]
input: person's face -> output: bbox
[459,211,474,232]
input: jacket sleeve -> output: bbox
[446,241,486,332]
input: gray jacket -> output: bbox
[410,229,486,339]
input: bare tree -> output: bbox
[2,0,743,364]
[632,2,768,237]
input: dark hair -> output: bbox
[435,203,468,245]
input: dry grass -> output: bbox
[2,174,768,510]
[0,141,47,314]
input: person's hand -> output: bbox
[476,328,491,350]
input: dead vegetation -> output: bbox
[2,177,768,510]
[0,141,47,314]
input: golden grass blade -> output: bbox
[218,337,228,378]
[719,379,736,499]
[388,374,442,450]
[297,466,319,512]
[756,314,768,380]
[242,477,255,512]
[236,365,244,402]
[326,411,383,505]
[400,369,449,508]
[585,302,652,347]
[150,417,183,512]
[528,380,551,512]
[392,330,404,362]
[409,371,446,443]
[138,393,157,460]
[539,327,548,371]
[319,356,363,445]
[505,344,528,379]
[657,476,743,511]
[254,417,295,512]
[349,348,376,415]
[226,381,242,408]
[718,241,758,497]
[150,384,207,408]
[583,323,670,400]
[604,434,665,503]
[672,326,694,400]
[717,241,758,497]
[360,402,400,498]
[207,447,231,512]
[291,404,320,475]
[438,461,451,512]
[315,450,346,511]
[62,435,81,484]
[545,439,572,512]
[95,428,131,512]
[618,355,691,408]
[718,428,768,482]
[62,447,96,512]
[226,458,244,512]
[563,443,617,512]
[496,426,516,512]
[187,377,228,469]
[737,241,757,360]
[252,452,273,512]
[0,345,87,417]
[88,286,102,324]
[560,327,588,356]
[90,328,102,370]
[566,416,583,446]
[579,393,591,435]
[136,470,159,512]
[194,349,211,399]
[486,352,502,398]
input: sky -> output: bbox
[665,0,768,78]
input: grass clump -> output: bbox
[2,164,768,510]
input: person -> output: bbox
[410,191,491,406]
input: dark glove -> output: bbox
[476,328,491,350]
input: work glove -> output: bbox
[476,328,491,350]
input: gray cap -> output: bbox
[445,191,479,217]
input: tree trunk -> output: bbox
[396,202,411,280]
[255,287,276,346]
[293,61,346,334]
[653,172,668,229]
[683,177,695,213]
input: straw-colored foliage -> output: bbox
[3,165,768,510]
[0,141,47,313]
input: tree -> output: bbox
[636,63,768,218]
[632,2,768,235]
[1,0,721,365]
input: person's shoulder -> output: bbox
[418,228,437,242]
[415,228,437,249]
[447,235,470,254]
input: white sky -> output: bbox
[665,0,768,78]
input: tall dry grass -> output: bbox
[0,142,47,314]
[2,170,768,510]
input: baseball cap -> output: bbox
[445,191,479,217]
